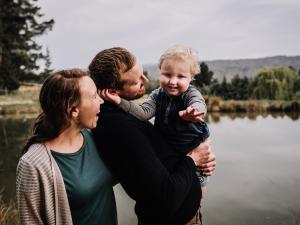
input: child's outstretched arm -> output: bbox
[99,89,158,121]
[179,86,207,123]
[179,107,205,123]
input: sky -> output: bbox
[37,0,300,70]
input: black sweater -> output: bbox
[92,103,200,225]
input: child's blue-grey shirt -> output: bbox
[119,85,210,154]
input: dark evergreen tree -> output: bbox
[193,62,214,88]
[0,0,54,91]
[39,47,53,82]
[219,77,229,99]
[229,74,250,100]
[240,77,250,100]
[230,74,241,99]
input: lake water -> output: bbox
[0,113,300,225]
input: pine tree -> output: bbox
[39,47,53,82]
[193,62,214,88]
[0,0,54,91]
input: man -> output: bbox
[89,47,216,225]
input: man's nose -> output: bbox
[142,74,149,84]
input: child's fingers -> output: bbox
[179,110,187,117]
[198,117,205,124]
[193,111,204,117]
[186,107,193,113]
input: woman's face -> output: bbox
[76,76,103,129]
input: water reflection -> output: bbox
[0,116,34,202]
[207,112,300,123]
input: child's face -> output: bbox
[159,58,193,96]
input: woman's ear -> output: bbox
[71,107,79,118]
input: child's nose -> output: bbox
[169,77,177,85]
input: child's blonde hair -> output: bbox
[158,45,200,76]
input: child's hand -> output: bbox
[179,106,205,123]
[99,89,121,105]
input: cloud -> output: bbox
[37,0,300,69]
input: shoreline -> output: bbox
[1,98,299,115]
[1,85,299,115]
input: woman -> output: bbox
[16,69,117,225]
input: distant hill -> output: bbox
[143,55,300,81]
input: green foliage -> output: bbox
[144,70,160,94]
[252,67,299,100]
[0,0,54,91]
[145,79,160,94]
[193,62,214,88]
[38,47,53,82]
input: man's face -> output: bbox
[118,61,149,100]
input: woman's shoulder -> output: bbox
[81,128,93,139]
[18,143,50,168]
[81,128,97,145]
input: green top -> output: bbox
[51,129,117,225]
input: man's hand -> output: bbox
[179,106,205,123]
[186,139,216,176]
[99,89,121,105]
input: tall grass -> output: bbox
[205,96,300,113]
[0,196,19,225]
[0,83,40,115]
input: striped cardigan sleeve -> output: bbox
[16,144,73,225]
[16,157,45,225]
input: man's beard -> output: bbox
[133,87,145,99]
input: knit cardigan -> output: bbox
[16,143,73,225]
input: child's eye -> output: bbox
[162,73,171,78]
[178,75,186,79]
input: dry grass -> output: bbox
[0,84,40,115]
[0,197,19,225]
[205,97,300,113]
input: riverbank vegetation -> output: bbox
[146,64,300,101]
[0,196,18,225]
[1,82,300,115]
[0,84,40,115]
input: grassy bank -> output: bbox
[0,84,40,115]
[1,85,300,115]
[0,197,18,225]
[205,96,300,113]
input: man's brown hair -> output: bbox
[88,47,136,90]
